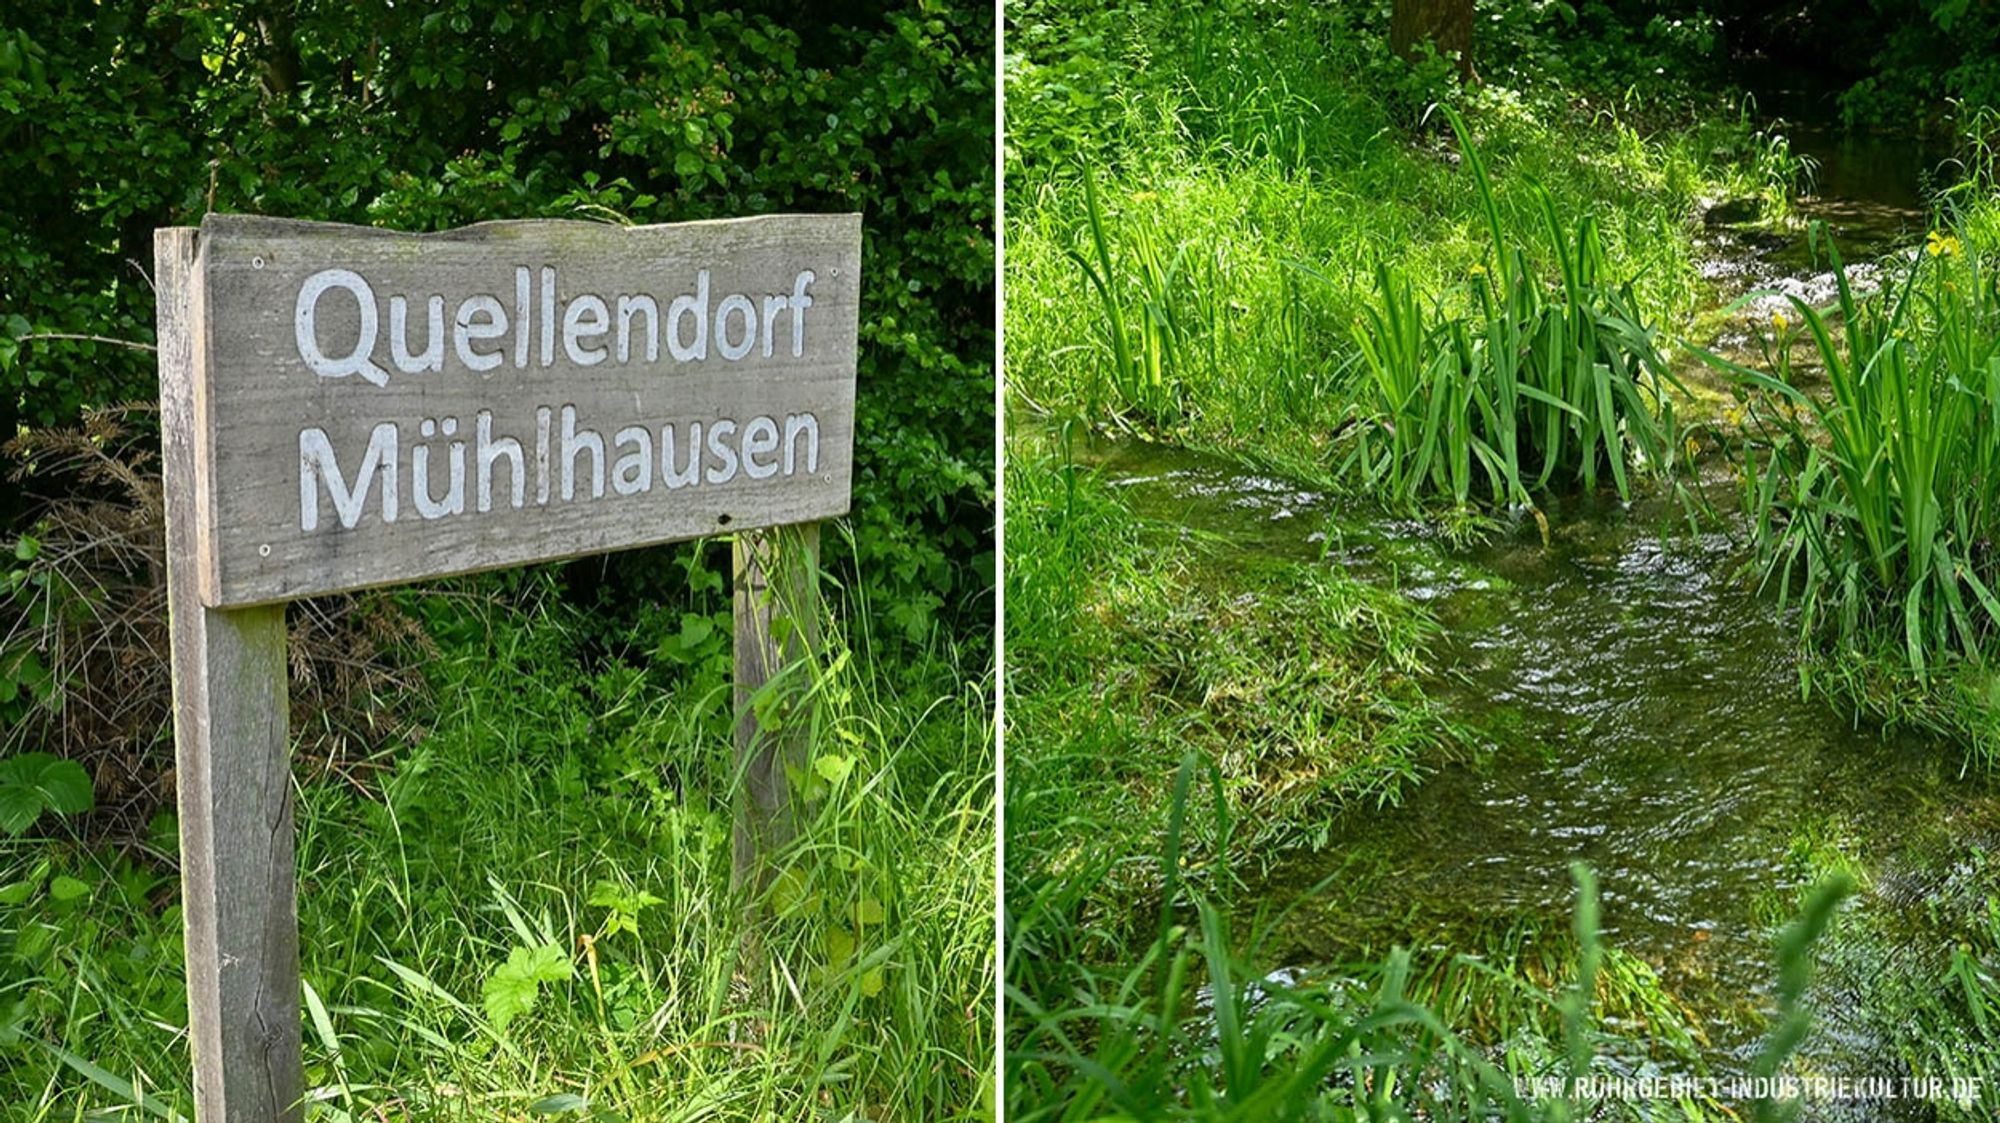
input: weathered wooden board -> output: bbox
[187,212,860,607]
[160,227,305,1123]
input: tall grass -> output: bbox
[1,561,994,1121]
[1007,751,1857,1120]
[1696,227,2000,741]
[1331,109,1684,513]
[1008,2,1796,489]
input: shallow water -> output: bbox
[1066,431,1993,1117]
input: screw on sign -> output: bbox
[156,213,859,1122]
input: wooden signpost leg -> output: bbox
[731,522,822,895]
[158,229,305,1123]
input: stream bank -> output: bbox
[1029,121,1998,1118]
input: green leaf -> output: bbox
[528,1093,588,1114]
[0,788,39,836]
[769,867,819,917]
[679,613,713,648]
[824,926,855,964]
[859,966,885,997]
[0,752,93,820]
[853,895,885,926]
[482,943,571,1030]
[48,875,88,903]
[813,754,855,786]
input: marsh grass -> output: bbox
[1008,3,1796,493]
[1329,108,1685,516]
[1694,226,2000,746]
[1006,751,1858,1121]
[1,565,994,1121]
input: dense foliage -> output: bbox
[0,0,993,641]
[1,2,995,1118]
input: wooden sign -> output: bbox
[183,213,859,606]
[157,214,858,1122]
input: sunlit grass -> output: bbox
[1694,227,2000,749]
[0,570,994,1122]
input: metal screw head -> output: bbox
[252,255,266,270]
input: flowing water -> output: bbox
[1053,128,1997,1117]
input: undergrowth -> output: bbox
[1,551,995,1121]
[1007,750,1858,1122]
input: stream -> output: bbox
[1054,127,1997,1117]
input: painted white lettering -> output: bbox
[560,405,604,501]
[389,294,445,374]
[296,269,389,387]
[513,266,531,368]
[476,410,524,513]
[741,415,780,479]
[660,420,702,489]
[789,270,816,358]
[540,265,557,367]
[783,413,820,474]
[616,295,659,363]
[612,426,653,495]
[705,418,739,484]
[453,294,508,372]
[299,423,398,530]
[535,406,552,505]
[563,294,610,365]
[716,294,756,361]
[760,294,787,358]
[412,417,466,519]
[668,270,710,362]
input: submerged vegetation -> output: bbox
[1009,753,1860,1122]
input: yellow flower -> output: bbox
[1469,262,1487,277]
[1927,230,1962,258]
[1772,311,1788,334]
[1132,190,1158,204]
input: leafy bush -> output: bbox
[0,0,992,642]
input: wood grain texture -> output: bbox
[192,212,860,606]
[732,523,821,893]
[159,227,304,1123]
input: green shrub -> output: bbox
[0,0,992,642]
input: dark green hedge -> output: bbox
[0,0,993,642]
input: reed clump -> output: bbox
[1699,227,2000,746]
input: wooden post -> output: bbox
[731,522,822,894]
[158,228,304,1123]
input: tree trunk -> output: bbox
[1391,0,1475,83]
